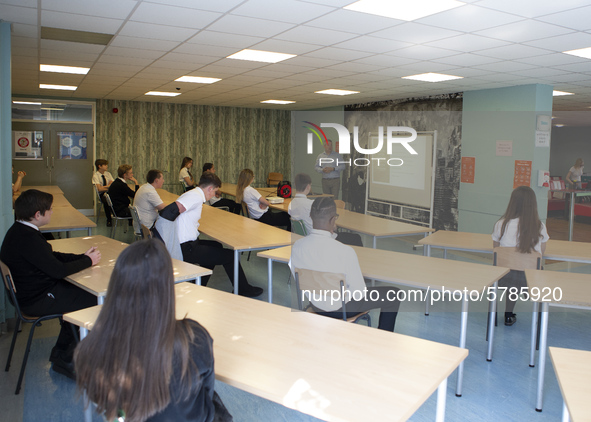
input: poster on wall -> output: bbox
[513,160,532,188]
[461,156,475,184]
[13,130,43,159]
[58,131,87,159]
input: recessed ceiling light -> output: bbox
[562,47,591,60]
[261,100,296,104]
[344,0,465,21]
[13,101,42,105]
[315,89,360,96]
[402,72,463,82]
[41,107,64,111]
[553,90,574,96]
[40,84,77,91]
[554,124,565,127]
[226,49,296,63]
[174,76,221,84]
[145,91,181,97]
[40,64,90,74]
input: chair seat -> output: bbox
[305,306,371,323]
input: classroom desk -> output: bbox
[549,347,591,422]
[19,185,64,195]
[219,182,276,198]
[49,236,212,304]
[418,230,591,265]
[257,245,508,397]
[41,207,97,237]
[156,188,180,206]
[199,205,294,295]
[270,199,434,248]
[525,270,591,412]
[550,189,591,241]
[50,193,72,207]
[65,282,469,422]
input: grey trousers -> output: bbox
[322,177,340,199]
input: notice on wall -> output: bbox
[461,156,475,184]
[59,131,87,159]
[535,130,550,147]
[496,140,513,156]
[13,130,43,159]
[513,160,532,189]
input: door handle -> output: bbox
[47,157,49,168]
[52,156,55,168]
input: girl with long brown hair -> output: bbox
[75,239,231,422]
[491,186,549,326]
[179,156,195,191]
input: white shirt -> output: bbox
[92,171,114,187]
[175,187,206,244]
[288,193,313,234]
[315,151,345,179]
[243,186,267,219]
[492,218,549,254]
[179,167,192,187]
[569,166,584,182]
[18,220,39,231]
[289,229,366,311]
[133,183,163,228]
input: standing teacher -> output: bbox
[315,139,345,199]
[566,158,584,189]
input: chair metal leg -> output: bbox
[15,322,38,394]
[111,220,117,238]
[5,319,20,372]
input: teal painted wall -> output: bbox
[458,85,553,233]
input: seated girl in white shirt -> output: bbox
[179,156,195,191]
[235,168,290,231]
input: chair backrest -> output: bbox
[180,181,187,193]
[267,172,283,187]
[140,224,152,239]
[103,193,118,216]
[241,202,251,218]
[93,183,101,200]
[294,268,348,320]
[334,199,345,209]
[128,205,142,236]
[291,218,308,236]
[493,247,542,271]
[0,260,20,312]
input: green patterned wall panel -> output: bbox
[96,100,291,193]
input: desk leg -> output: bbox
[569,192,575,241]
[370,236,376,287]
[486,282,497,362]
[87,227,92,236]
[196,276,201,286]
[455,294,468,397]
[233,250,239,295]
[97,296,104,305]
[436,377,448,422]
[372,236,377,249]
[424,289,430,316]
[530,301,539,367]
[267,258,273,303]
[66,231,71,238]
[535,303,549,412]
[426,245,432,257]
[562,402,570,422]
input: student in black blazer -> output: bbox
[0,190,101,379]
[108,164,139,218]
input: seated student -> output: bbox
[12,166,26,194]
[235,169,290,231]
[289,173,363,246]
[174,172,263,297]
[134,169,166,228]
[0,189,101,379]
[75,239,232,422]
[203,163,240,214]
[108,164,139,219]
[91,159,114,226]
[179,156,196,191]
[290,197,400,331]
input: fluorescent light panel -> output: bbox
[40,64,89,74]
[563,47,591,60]
[553,90,574,96]
[402,72,463,82]
[39,84,77,91]
[344,0,465,21]
[315,89,359,96]
[261,100,295,104]
[175,76,221,84]
[13,101,42,105]
[145,91,181,97]
[227,49,296,63]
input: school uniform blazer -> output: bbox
[108,178,139,216]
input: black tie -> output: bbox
[102,175,107,186]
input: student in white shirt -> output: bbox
[134,169,166,228]
[91,159,115,226]
[566,157,584,189]
[235,168,290,231]
[202,162,240,214]
[179,156,195,191]
[290,197,401,331]
[174,172,263,297]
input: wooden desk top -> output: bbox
[64,282,468,422]
[42,207,97,232]
[51,193,73,208]
[20,185,64,194]
[259,245,508,292]
[221,183,279,198]
[49,236,211,297]
[418,230,591,262]
[199,205,294,251]
[549,347,591,422]
[525,269,591,307]
[156,188,180,206]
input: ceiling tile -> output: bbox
[11,23,38,38]
[535,5,591,31]
[157,52,220,66]
[130,2,221,29]
[372,22,462,45]
[304,47,374,61]
[41,39,105,54]
[103,46,164,60]
[474,0,586,19]
[98,54,155,66]
[0,4,38,25]
[276,25,357,45]
[472,60,536,72]
[206,15,296,38]
[42,0,137,19]
[385,45,459,61]
[524,32,591,53]
[172,43,236,57]
[476,44,551,60]
[41,10,123,34]
[249,39,322,55]
[305,8,402,35]
[425,34,511,53]
[186,31,264,48]
[417,4,523,32]
[475,20,575,44]
[119,21,198,42]
[109,35,181,51]
[231,0,335,24]
[144,0,243,13]
[433,53,500,67]
[514,52,589,67]
[333,36,411,54]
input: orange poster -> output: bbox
[513,160,532,188]
[461,156,475,184]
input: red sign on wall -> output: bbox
[461,157,475,184]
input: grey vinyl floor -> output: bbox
[1,217,590,422]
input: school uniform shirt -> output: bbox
[288,193,313,234]
[289,229,366,312]
[92,171,114,188]
[569,166,584,182]
[175,187,206,244]
[243,186,267,219]
[315,151,345,179]
[133,183,163,228]
[491,218,549,254]
[179,167,192,187]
